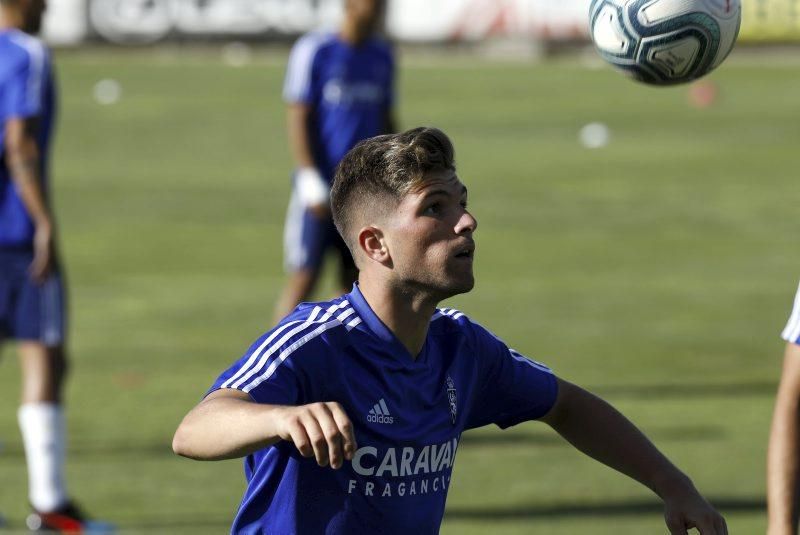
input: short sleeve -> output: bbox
[207,331,301,406]
[4,39,46,119]
[466,322,558,430]
[782,281,800,345]
[282,34,320,105]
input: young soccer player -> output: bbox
[767,281,800,535]
[274,0,395,322]
[174,127,727,535]
[0,0,104,531]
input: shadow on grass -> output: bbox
[0,439,173,459]
[593,380,776,399]
[115,513,232,530]
[462,424,725,447]
[0,512,232,532]
[444,496,764,520]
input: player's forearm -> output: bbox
[6,141,53,230]
[172,395,285,461]
[767,347,800,535]
[544,380,696,501]
[767,390,800,534]
[286,104,316,169]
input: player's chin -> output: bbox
[443,273,475,296]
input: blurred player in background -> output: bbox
[175,127,727,535]
[768,281,800,535]
[273,0,395,322]
[0,0,103,531]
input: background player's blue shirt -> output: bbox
[283,32,394,183]
[210,284,558,535]
[0,29,56,247]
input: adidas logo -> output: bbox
[367,398,394,425]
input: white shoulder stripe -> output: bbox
[782,282,800,343]
[510,348,552,374]
[220,305,323,389]
[336,307,355,321]
[8,32,45,113]
[432,307,466,323]
[283,32,330,103]
[231,301,353,390]
[242,314,348,393]
[441,308,465,319]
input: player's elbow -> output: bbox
[172,417,231,461]
[172,419,203,459]
[171,423,190,457]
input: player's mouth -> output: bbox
[453,243,475,261]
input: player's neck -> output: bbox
[0,10,23,30]
[357,276,437,359]
[339,19,370,46]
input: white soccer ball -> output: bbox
[589,0,741,85]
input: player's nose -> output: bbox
[455,210,477,235]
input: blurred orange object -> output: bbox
[688,80,719,108]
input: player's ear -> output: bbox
[358,225,390,266]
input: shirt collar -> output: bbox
[347,282,396,343]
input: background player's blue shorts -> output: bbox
[0,248,66,346]
[283,183,355,273]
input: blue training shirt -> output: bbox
[210,284,558,534]
[0,29,56,248]
[282,32,394,183]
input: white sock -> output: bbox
[18,403,68,512]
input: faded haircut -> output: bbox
[331,126,456,255]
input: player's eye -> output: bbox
[424,203,442,215]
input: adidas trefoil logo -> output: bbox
[367,398,394,425]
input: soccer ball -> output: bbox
[588,0,741,85]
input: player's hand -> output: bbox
[308,202,331,219]
[308,202,330,219]
[295,167,330,217]
[274,402,357,469]
[663,486,727,535]
[29,222,54,284]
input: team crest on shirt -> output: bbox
[446,375,457,425]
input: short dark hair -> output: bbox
[331,127,456,253]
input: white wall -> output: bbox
[42,0,87,45]
[43,0,592,45]
[388,0,590,42]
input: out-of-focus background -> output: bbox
[0,0,797,532]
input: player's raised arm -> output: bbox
[539,378,727,535]
[172,389,357,468]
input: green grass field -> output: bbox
[0,45,797,533]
